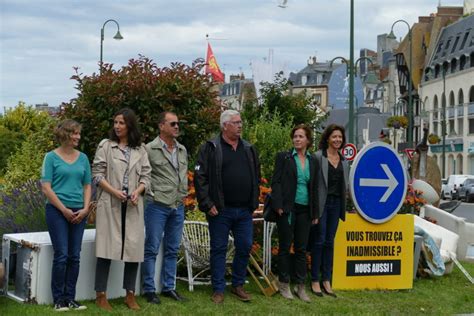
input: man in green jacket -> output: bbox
[142,111,188,304]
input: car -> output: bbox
[457,178,474,202]
[441,178,447,200]
[445,174,474,200]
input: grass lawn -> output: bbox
[1,261,473,315]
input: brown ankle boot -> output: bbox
[96,291,113,311]
[125,290,140,310]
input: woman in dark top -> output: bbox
[271,124,319,302]
[309,124,349,298]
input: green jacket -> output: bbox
[146,136,188,208]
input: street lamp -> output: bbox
[387,19,413,148]
[100,19,123,73]
[329,56,349,74]
[330,55,373,144]
[349,0,355,144]
[326,0,355,144]
[354,57,374,77]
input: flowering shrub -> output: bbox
[0,180,47,251]
[259,178,271,204]
[428,133,440,144]
[387,115,408,129]
[398,184,426,215]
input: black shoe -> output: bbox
[53,301,69,312]
[320,282,337,298]
[67,300,87,310]
[311,288,323,297]
[161,290,187,302]
[144,292,161,304]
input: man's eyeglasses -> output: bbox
[169,121,179,127]
[227,120,243,126]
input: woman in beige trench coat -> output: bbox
[92,108,151,311]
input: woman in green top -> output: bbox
[270,124,319,302]
[41,119,91,311]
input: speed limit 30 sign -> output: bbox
[343,143,357,161]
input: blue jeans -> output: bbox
[142,202,184,293]
[310,196,341,282]
[45,203,86,304]
[208,207,253,293]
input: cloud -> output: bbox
[0,0,466,109]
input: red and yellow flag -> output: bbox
[205,43,225,83]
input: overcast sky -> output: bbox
[0,0,464,112]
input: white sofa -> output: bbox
[414,215,459,274]
[423,204,474,262]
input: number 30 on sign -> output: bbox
[343,143,357,161]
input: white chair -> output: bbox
[180,221,235,291]
[415,215,459,274]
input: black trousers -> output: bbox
[94,201,138,292]
[94,258,139,292]
[276,204,311,284]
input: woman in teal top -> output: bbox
[41,119,91,311]
[270,124,319,302]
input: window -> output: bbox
[451,36,460,53]
[451,59,457,73]
[436,42,443,53]
[301,75,307,85]
[469,119,474,134]
[460,31,470,50]
[445,39,452,50]
[460,55,466,70]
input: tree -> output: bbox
[242,72,326,133]
[2,120,56,191]
[61,56,221,162]
[0,102,55,175]
[241,72,327,153]
[242,107,293,181]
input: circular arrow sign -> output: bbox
[342,143,357,161]
[349,142,408,224]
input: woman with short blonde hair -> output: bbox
[41,119,91,311]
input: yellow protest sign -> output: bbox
[333,213,414,289]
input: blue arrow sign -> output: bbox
[350,142,407,224]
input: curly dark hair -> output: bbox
[318,124,346,150]
[109,108,142,148]
[290,124,313,149]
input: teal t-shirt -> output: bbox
[41,151,92,208]
[292,149,310,206]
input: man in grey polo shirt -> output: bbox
[142,111,188,304]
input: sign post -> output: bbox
[333,213,414,289]
[342,143,357,161]
[333,142,412,290]
[350,142,407,223]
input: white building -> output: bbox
[419,13,474,176]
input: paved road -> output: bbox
[451,202,474,223]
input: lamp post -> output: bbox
[330,55,373,144]
[329,56,349,74]
[387,19,413,148]
[349,0,355,144]
[354,56,374,77]
[100,19,123,74]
